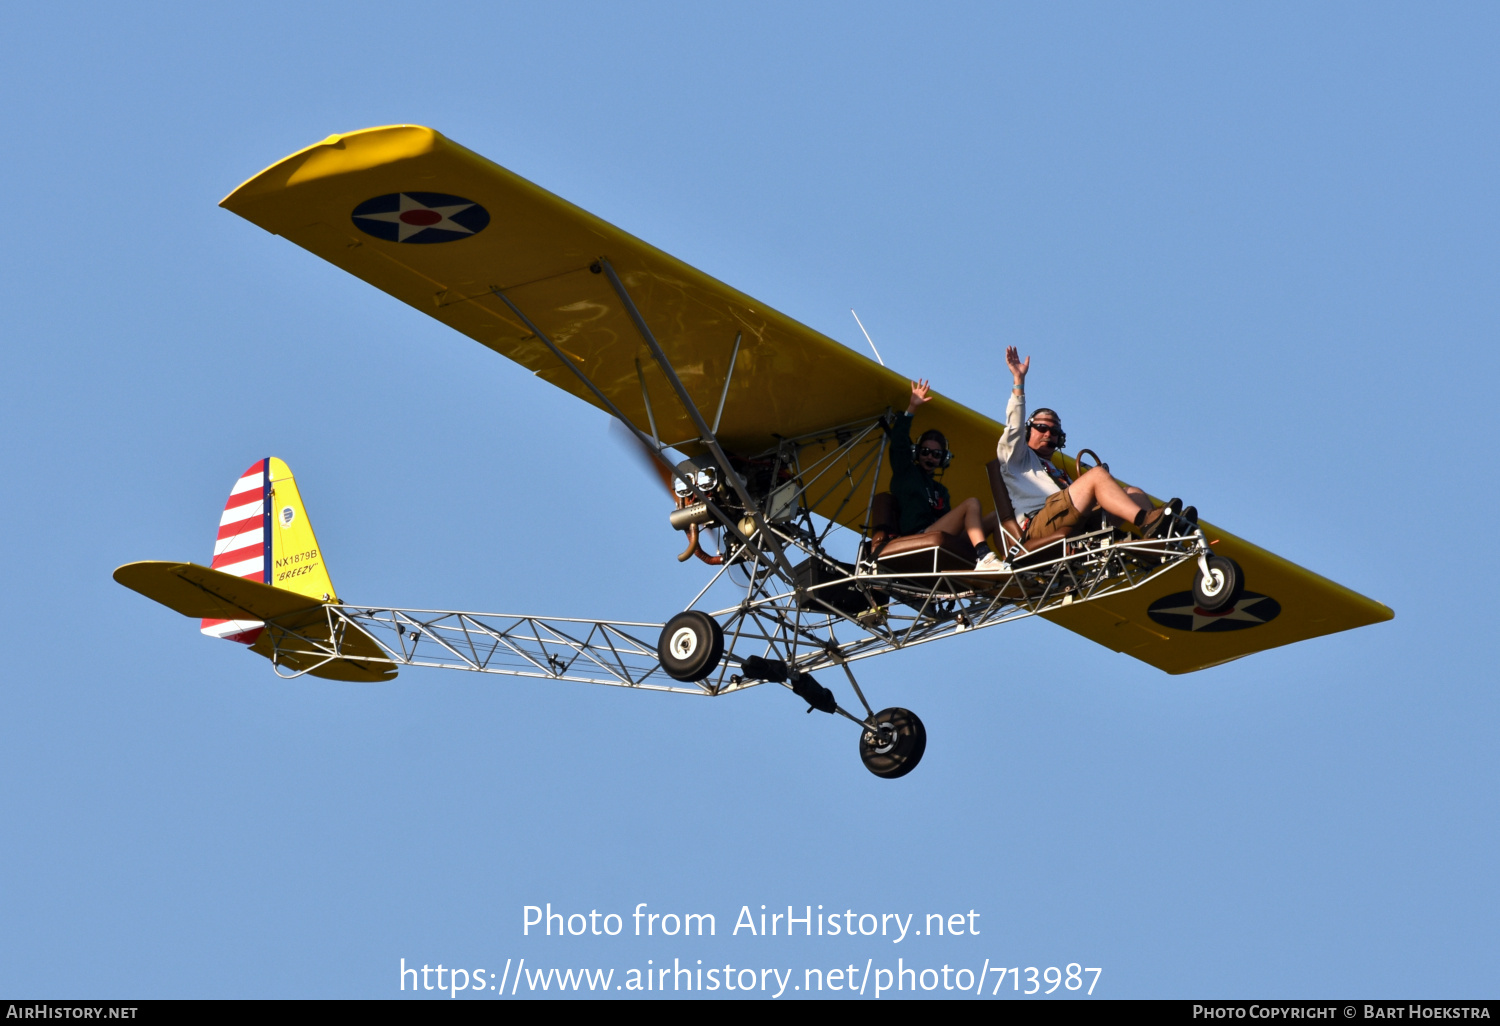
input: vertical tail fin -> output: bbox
[200,457,337,644]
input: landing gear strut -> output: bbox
[738,654,927,778]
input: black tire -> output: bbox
[657,611,725,682]
[1193,555,1245,613]
[859,707,927,779]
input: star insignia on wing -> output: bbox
[1152,595,1275,631]
[353,193,478,242]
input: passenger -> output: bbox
[997,347,1190,555]
[891,379,1002,571]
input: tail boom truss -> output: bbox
[252,527,1208,695]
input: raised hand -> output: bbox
[1005,346,1030,384]
[907,379,933,414]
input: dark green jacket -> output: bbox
[887,412,951,535]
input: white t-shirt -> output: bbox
[995,389,1065,519]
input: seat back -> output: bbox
[985,456,1080,559]
[866,489,976,569]
[868,491,900,551]
[984,458,1025,551]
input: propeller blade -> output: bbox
[608,419,674,496]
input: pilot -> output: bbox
[892,379,1001,571]
[997,346,1190,555]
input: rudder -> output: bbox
[201,458,271,643]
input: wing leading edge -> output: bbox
[220,126,1391,673]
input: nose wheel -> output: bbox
[859,707,927,779]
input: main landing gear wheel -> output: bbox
[1193,555,1245,613]
[657,610,724,682]
[859,707,927,779]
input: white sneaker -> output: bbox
[974,552,1005,572]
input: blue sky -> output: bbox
[2,1,1496,999]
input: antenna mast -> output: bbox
[850,309,884,366]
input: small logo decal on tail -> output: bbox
[280,506,295,527]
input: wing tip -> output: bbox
[219,124,444,211]
[112,559,190,590]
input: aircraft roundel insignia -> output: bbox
[351,192,490,244]
[1146,591,1282,633]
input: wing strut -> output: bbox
[712,332,742,435]
[634,357,660,448]
[599,259,796,578]
[488,282,771,569]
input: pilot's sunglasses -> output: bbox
[1031,423,1063,436]
[918,447,947,460]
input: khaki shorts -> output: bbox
[1021,487,1084,542]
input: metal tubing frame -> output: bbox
[255,516,1204,713]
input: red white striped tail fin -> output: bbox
[201,458,270,644]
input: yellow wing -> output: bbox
[221,125,922,458]
[221,125,1391,674]
[1041,455,1392,673]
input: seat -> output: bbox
[866,492,976,573]
[983,457,1078,567]
[861,462,1078,576]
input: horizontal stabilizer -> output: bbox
[116,561,325,621]
[115,561,396,682]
